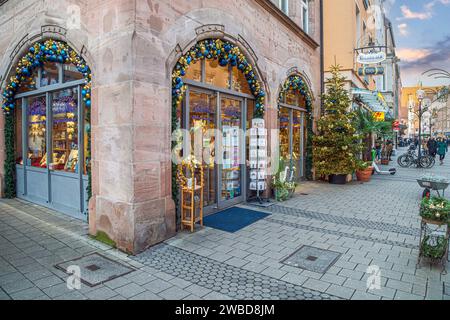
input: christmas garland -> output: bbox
[278,75,314,180]
[1,39,92,205]
[171,39,266,209]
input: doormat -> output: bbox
[54,253,135,287]
[281,245,341,274]
[203,207,270,233]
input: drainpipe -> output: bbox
[320,0,324,116]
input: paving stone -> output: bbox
[144,279,173,294]
[10,286,46,300]
[85,286,118,300]
[260,267,287,280]
[1,278,34,294]
[326,284,355,299]
[351,290,383,300]
[43,283,74,298]
[320,273,347,286]
[129,291,163,300]
[23,269,55,281]
[159,287,190,300]
[104,277,132,290]
[114,283,146,299]
[302,279,330,292]
[127,272,157,286]
[185,284,212,298]
[386,279,413,293]
[394,291,425,300]
[33,275,64,289]
[54,291,87,300]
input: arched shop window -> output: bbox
[172,39,265,214]
[278,75,313,181]
[2,39,92,220]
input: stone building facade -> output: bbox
[0,0,322,254]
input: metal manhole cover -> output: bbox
[55,253,135,287]
[86,264,101,271]
[281,246,341,274]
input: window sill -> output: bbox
[254,0,319,49]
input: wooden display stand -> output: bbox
[177,160,204,232]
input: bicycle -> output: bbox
[397,148,435,168]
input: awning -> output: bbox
[352,88,393,119]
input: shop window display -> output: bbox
[17,68,38,94]
[27,96,47,168]
[205,59,230,89]
[231,66,252,95]
[51,88,79,172]
[63,63,84,83]
[41,62,59,87]
[183,60,202,82]
[292,110,303,179]
[279,107,291,159]
[84,100,90,175]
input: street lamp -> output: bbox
[417,89,425,158]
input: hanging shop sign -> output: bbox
[373,112,385,122]
[393,120,400,131]
[357,51,387,65]
[358,66,384,76]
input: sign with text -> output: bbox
[373,112,385,122]
[357,51,387,65]
[358,67,385,76]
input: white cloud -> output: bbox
[397,48,432,62]
[399,5,432,20]
[398,23,409,36]
[397,1,449,21]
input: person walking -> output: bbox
[375,140,382,161]
[386,140,394,161]
[437,138,448,165]
[427,137,438,158]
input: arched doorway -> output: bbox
[171,39,266,214]
[2,39,92,220]
[278,74,314,181]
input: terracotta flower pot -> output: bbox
[356,167,373,182]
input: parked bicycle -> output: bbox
[397,146,436,168]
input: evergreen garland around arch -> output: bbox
[1,39,92,205]
[171,38,266,207]
[278,74,314,180]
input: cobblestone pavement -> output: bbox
[1,148,449,300]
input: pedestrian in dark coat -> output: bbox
[427,138,438,157]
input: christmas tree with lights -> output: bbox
[313,65,362,178]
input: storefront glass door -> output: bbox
[219,97,244,207]
[279,106,305,181]
[188,90,217,209]
[186,89,246,213]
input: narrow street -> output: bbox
[1,148,449,300]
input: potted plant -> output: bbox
[355,160,374,182]
[272,162,298,202]
[313,65,363,185]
